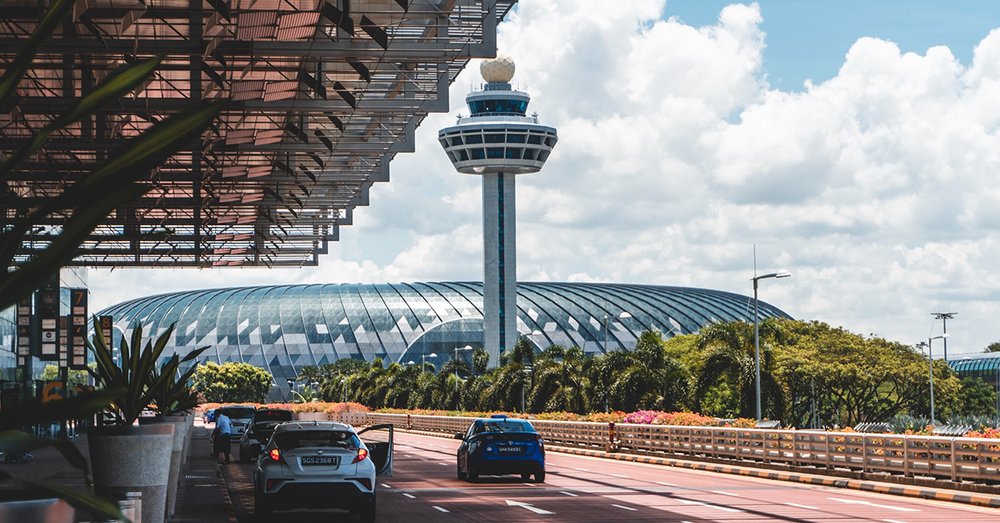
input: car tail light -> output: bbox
[352,447,369,464]
[268,448,282,462]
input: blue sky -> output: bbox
[667,0,1000,90]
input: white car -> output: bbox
[252,421,393,522]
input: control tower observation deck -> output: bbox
[438,55,558,367]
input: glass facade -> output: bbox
[98,282,791,386]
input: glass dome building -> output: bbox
[98,282,791,395]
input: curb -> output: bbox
[552,445,1000,510]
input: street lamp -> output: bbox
[931,312,956,360]
[752,269,791,421]
[924,334,950,424]
[603,312,632,353]
[422,352,438,372]
[454,345,474,379]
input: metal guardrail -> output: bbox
[334,412,1000,485]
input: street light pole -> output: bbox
[752,270,791,421]
[422,352,438,373]
[926,334,949,424]
[931,312,956,361]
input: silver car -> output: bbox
[217,405,256,437]
[252,421,393,522]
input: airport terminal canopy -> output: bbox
[1,0,514,267]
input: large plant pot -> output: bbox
[90,423,174,523]
[139,415,186,519]
[293,411,328,421]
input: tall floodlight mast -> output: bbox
[439,55,558,367]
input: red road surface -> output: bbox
[224,431,1000,522]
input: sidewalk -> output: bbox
[0,420,233,522]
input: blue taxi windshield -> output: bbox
[476,421,533,434]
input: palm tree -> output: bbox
[695,319,785,419]
[589,330,689,412]
[529,345,590,413]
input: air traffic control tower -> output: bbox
[439,55,558,367]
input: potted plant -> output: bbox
[87,320,182,523]
[0,390,126,522]
[142,347,207,519]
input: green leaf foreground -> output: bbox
[0,471,126,522]
[0,0,74,109]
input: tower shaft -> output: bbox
[482,171,518,365]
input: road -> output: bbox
[224,431,1000,522]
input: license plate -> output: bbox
[301,456,338,466]
[497,446,522,454]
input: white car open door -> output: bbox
[357,424,394,476]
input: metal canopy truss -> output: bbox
[1,0,514,267]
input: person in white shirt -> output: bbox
[214,412,233,464]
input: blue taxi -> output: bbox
[455,415,545,483]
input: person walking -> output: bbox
[214,411,233,464]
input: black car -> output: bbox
[238,408,293,463]
[455,415,545,482]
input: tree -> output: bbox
[773,320,962,427]
[695,319,784,420]
[530,345,590,413]
[193,361,273,403]
[985,342,1000,353]
[587,330,689,413]
[41,364,93,387]
[955,377,997,417]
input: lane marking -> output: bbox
[402,493,416,499]
[611,504,638,511]
[884,520,909,523]
[438,462,448,466]
[828,497,920,512]
[610,473,630,479]
[573,467,590,471]
[711,490,741,497]
[433,506,450,513]
[560,491,578,497]
[381,483,392,489]
[506,499,555,515]
[657,481,677,486]
[678,499,742,513]
[784,502,819,511]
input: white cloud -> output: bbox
[88,1,1000,355]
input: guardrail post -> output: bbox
[950,438,957,482]
[861,435,867,473]
[903,436,910,477]
[606,422,618,452]
[406,414,412,430]
[824,433,831,469]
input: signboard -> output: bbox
[99,315,113,346]
[69,289,88,369]
[35,273,59,361]
[16,297,32,369]
[58,316,69,369]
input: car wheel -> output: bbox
[468,466,479,482]
[534,471,545,483]
[520,473,531,480]
[457,463,467,480]
[355,495,376,523]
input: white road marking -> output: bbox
[402,493,416,499]
[573,467,590,471]
[828,498,920,512]
[657,481,677,486]
[433,506,449,513]
[611,504,638,511]
[610,473,630,479]
[381,483,392,489]
[438,462,449,466]
[506,499,555,515]
[784,502,819,511]
[884,520,909,523]
[560,491,578,497]
[678,499,742,513]
[711,490,741,497]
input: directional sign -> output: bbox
[35,273,60,361]
[69,289,88,369]
[505,500,554,515]
[16,297,32,368]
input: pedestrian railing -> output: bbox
[334,412,1000,485]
